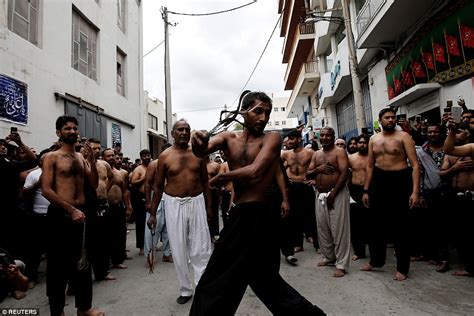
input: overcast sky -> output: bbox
[142,0,290,130]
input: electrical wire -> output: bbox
[143,40,165,57]
[230,13,282,106]
[168,1,257,17]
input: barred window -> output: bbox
[117,48,126,96]
[8,0,39,45]
[72,9,98,81]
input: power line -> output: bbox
[168,1,256,17]
[143,40,165,57]
[230,13,282,107]
[176,106,225,113]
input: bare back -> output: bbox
[281,147,314,182]
[349,153,368,186]
[96,160,111,198]
[161,146,205,197]
[371,130,411,170]
[131,165,147,193]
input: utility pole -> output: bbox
[341,0,366,133]
[162,7,173,141]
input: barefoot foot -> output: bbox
[138,248,144,256]
[102,273,117,281]
[436,261,449,273]
[317,261,334,267]
[393,271,408,281]
[452,270,473,277]
[12,290,26,300]
[112,264,128,269]
[360,263,374,271]
[77,308,105,316]
[333,269,346,277]
[294,246,304,253]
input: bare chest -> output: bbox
[287,151,312,169]
[315,151,338,167]
[373,137,405,156]
[227,138,263,167]
[56,154,84,178]
[166,153,201,177]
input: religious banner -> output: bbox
[112,123,121,147]
[0,75,28,125]
[385,0,474,99]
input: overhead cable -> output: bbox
[168,1,257,17]
[143,40,165,57]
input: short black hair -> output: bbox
[462,109,474,116]
[357,134,370,143]
[55,116,78,131]
[88,138,100,144]
[348,137,357,144]
[140,149,151,156]
[321,127,335,136]
[102,148,114,157]
[240,91,272,110]
[378,108,396,119]
[286,129,301,138]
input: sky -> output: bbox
[142,0,291,130]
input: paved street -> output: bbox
[3,224,474,315]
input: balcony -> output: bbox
[283,22,316,90]
[356,0,438,48]
[286,60,321,118]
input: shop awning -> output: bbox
[385,83,441,109]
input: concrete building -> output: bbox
[265,95,299,131]
[0,0,146,158]
[279,0,474,139]
[144,90,175,158]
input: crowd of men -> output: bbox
[0,92,472,315]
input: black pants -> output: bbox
[289,182,318,249]
[46,205,92,316]
[208,188,220,236]
[348,184,368,258]
[453,193,474,274]
[131,190,146,249]
[88,199,110,280]
[190,202,325,316]
[109,203,127,266]
[368,167,412,275]
[220,189,232,227]
[24,213,48,282]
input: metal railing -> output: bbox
[298,22,315,35]
[356,0,386,36]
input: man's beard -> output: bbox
[61,135,78,144]
[382,125,396,132]
[348,147,358,154]
[359,147,368,155]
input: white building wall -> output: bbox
[0,0,144,159]
[265,96,298,131]
[367,59,389,119]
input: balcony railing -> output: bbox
[298,22,315,35]
[356,0,386,36]
[304,60,319,74]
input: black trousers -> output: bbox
[453,193,474,274]
[289,182,318,249]
[208,188,220,236]
[109,203,127,266]
[46,205,92,316]
[24,213,48,282]
[368,167,412,275]
[131,190,146,249]
[220,189,232,227]
[190,202,325,316]
[348,184,368,258]
[88,200,110,280]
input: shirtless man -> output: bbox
[281,130,317,263]
[347,137,358,155]
[103,149,132,270]
[191,91,324,315]
[440,123,473,277]
[206,156,221,238]
[130,149,152,255]
[306,127,350,277]
[87,139,114,281]
[42,116,104,316]
[348,134,370,260]
[148,120,212,305]
[144,159,171,263]
[361,108,420,281]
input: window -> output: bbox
[268,121,272,126]
[275,121,280,126]
[281,107,286,112]
[8,0,39,45]
[116,48,126,96]
[274,107,278,112]
[117,0,125,32]
[282,120,286,125]
[149,114,158,130]
[72,9,98,81]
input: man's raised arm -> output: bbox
[192,131,226,158]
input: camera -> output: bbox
[10,126,18,134]
[0,252,13,268]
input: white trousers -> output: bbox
[315,186,351,271]
[163,192,211,296]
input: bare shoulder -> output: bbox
[304,148,315,156]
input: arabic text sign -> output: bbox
[0,75,28,125]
